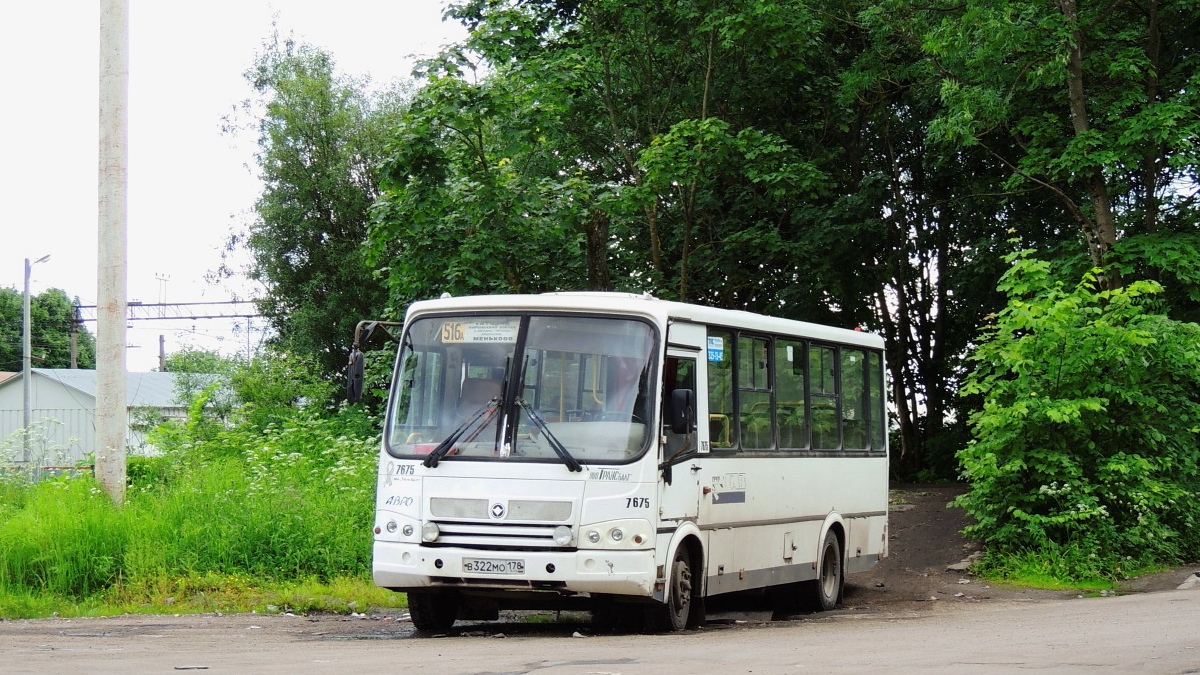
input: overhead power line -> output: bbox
[75,301,261,322]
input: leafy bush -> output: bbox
[956,250,1200,575]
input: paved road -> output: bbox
[1,589,1198,674]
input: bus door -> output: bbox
[657,346,707,526]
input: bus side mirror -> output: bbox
[346,347,365,403]
[670,388,694,435]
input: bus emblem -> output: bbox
[490,502,506,519]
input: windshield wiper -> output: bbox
[516,399,582,472]
[423,399,501,468]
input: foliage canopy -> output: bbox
[227,32,410,380]
[236,0,1199,489]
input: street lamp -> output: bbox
[23,254,50,464]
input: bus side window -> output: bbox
[707,330,735,448]
[776,340,807,449]
[841,349,867,450]
[738,335,772,449]
[663,356,697,457]
[810,344,839,450]
[869,351,886,451]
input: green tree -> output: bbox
[0,287,95,372]
[839,0,1066,478]
[373,0,903,317]
[163,348,234,375]
[264,0,1198,489]
[226,32,411,386]
[372,0,1023,479]
[840,0,1200,475]
[154,347,346,452]
[162,348,237,424]
[369,65,587,304]
[229,351,339,429]
[956,250,1200,574]
[908,0,1200,278]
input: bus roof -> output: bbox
[404,292,884,349]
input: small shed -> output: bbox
[0,369,194,466]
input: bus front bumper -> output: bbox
[373,540,657,597]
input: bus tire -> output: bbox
[804,529,843,612]
[646,544,697,632]
[408,590,459,632]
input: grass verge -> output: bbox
[968,544,1176,593]
[0,574,406,620]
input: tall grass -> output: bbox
[0,398,386,618]
[0,478,126,597]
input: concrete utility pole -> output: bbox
[70,303,81,369]
[22,255,50,464]
[96,0,129,504]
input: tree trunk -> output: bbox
[877,288,919,478]
[1060,0,1119,276]
[1141,0,1161,234]
[585,210,612,291]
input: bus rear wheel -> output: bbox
[407,590,459,632]
[804,530,843,612]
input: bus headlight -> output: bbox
[421,522,441,542]
[578,519,652,549]
[552,525,573,546]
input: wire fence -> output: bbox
[1,419,93,484]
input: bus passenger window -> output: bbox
[810,345,839,450]
[869,352,886,451]
[738,335,772,449]
[776,340,807,449]
[841,349,867,450]
[707,330,735,448]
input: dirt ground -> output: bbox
[844,484,1199,611]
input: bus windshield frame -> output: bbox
[383,312,658,466]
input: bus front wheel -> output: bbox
[408,590,459,632]
[646,545,701,632]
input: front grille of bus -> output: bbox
[427,497,574,550]
[430,498,572,521]
[427,522,573,550]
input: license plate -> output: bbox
[462,557,525,575]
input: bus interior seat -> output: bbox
[457,378,502,418]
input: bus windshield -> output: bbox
[385,314,656,464]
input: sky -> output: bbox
[1,1,465,371]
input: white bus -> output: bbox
[367,292,888,631]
